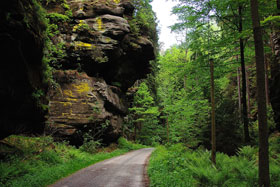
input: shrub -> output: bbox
[79,132,101,154]
[79,140,101,154]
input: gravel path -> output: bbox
[49,148,154,187]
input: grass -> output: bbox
[0,135,146,187]
[148,135,280,187]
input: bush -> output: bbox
[79,132,101,154]
[79,140,101,154]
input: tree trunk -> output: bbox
[264,57,270,105]
[237,67,242,115]
[250,0,270,186]
[210,59,216,165]
[246,67,251,117]
[239,5,250,143]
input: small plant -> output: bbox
[79,132,101,154]
[95,56,109,63]
[47,12,70,23]
[32,89,44,100]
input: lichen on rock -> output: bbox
[47,70,127,143]
[44,0,156,143]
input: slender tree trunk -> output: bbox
[264,57,270,105]
[239,5,250,143]
[237,67,242,115]
[246,67,251,117]
[250,0,270,186]
[210,59,216,165]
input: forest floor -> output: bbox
[50,148,154,187]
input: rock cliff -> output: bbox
[0,0,47,139]
[47,70,127,143]
[46,0,155,143]
[0,0,155,142]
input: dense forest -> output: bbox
[0,0,280,186]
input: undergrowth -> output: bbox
[0,135,144,187]
[148,133,280,187]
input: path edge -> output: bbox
[143,149,153,187]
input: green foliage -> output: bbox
[79,139,101,154]
[149,143,280,187]
[117,137,147,150]
[77,121,110,151]
[127,82,161,145]
[79,132,101,154]
[32,89,45,105]
[261,16,280,27]
[47,12,70,23]
[237,146,258,161]
[156,0,275,153]
[0,135,146,186]
[156,47,212,147]
[32,0,72,85]
[129,0,158,46]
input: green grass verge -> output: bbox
[148,140,280,187]
[0,136,146,187]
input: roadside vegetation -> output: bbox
[0,136,145,187]
[148,133,280,187]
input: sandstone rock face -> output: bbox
[0,0,155,142]
[46,0,155,142]
[47,70,127,142]
[48,0,155,90]
[0,0,46,139]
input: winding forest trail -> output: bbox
[49,148,154,187]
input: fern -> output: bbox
[237,146,258,161]
[261,16,280,27]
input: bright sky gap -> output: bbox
[151,0,182,51]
